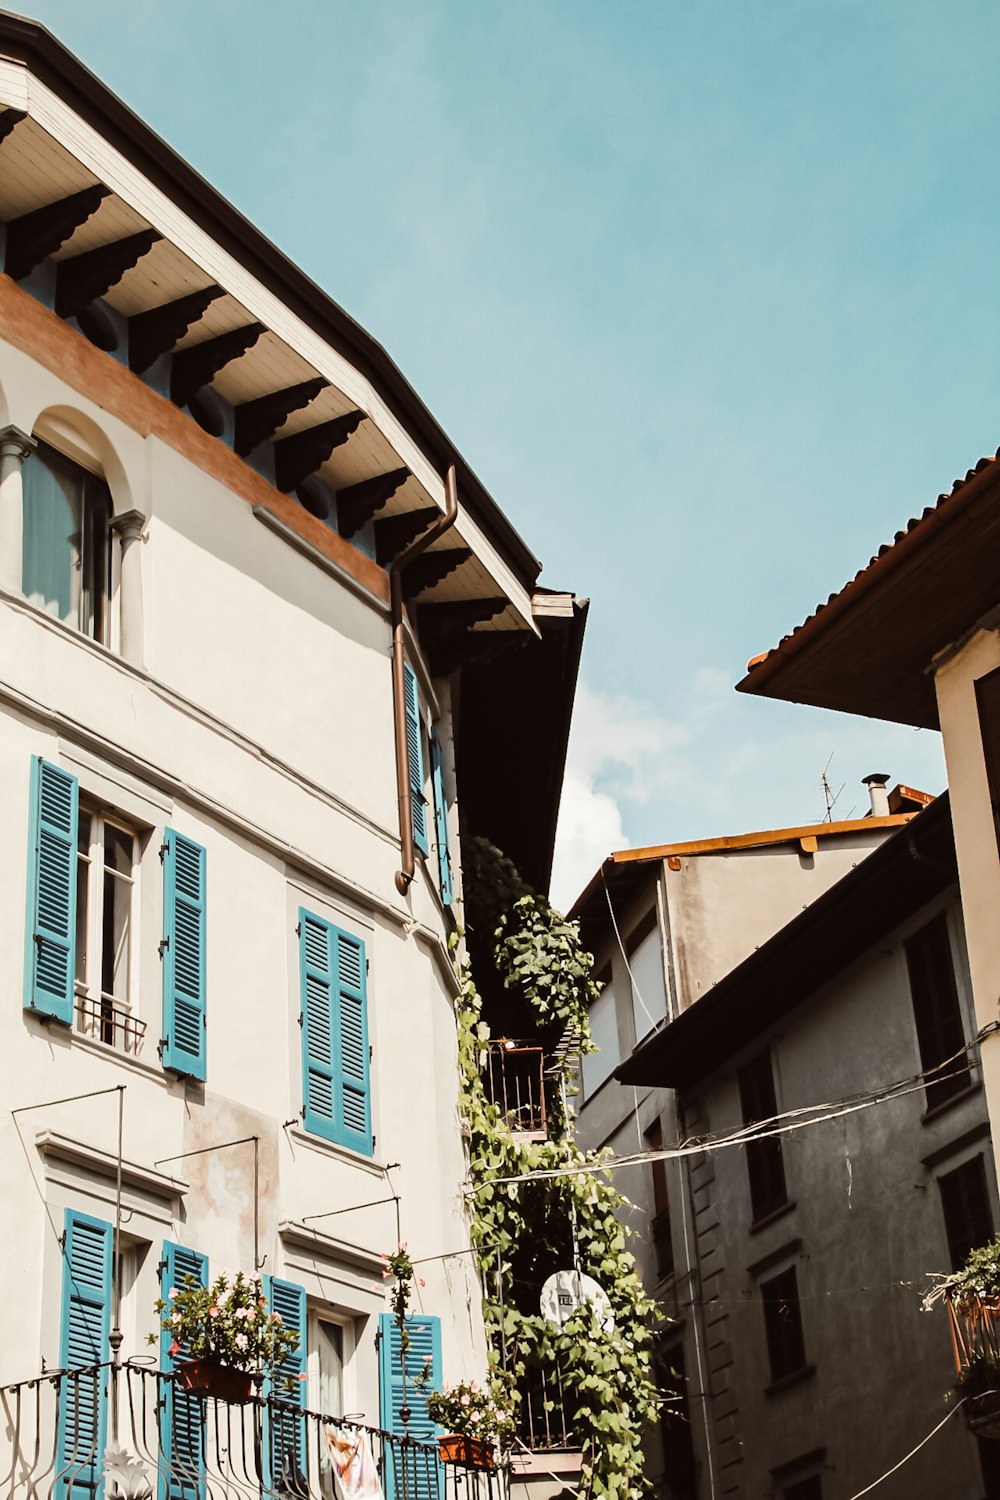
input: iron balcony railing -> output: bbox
[515,1362,577,1453]
[0,1362,508,1500]
[483,1044,547,1140]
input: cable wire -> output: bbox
[846,1397,965,1498]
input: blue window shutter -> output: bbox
[265,1277,306,1490]
[161,830,206,1081]
[404,664,429,857]
[378,1313,442,1500]
[57,1210,112,1500]
[26,757,78,1024]
[429,732,453,908]
[300,911,371,1156]
[159,1243,208,1500]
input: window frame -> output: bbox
[938,1153,995,1271]
[760,1264,809,1388]
[307,1306,357,1421]
[74,803,142,1054]
[904,909,972,1112]
[738,1048,789,1224]
[22,438,114,646]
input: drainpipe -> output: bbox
[390,463,459,895]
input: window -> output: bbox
[378,1313,441,1500]
[403,663,429,859]
[761,1266,808,1385]
[904,913,970,1110]
[160,828,207,1081]
[627,909,667,1042]
[22,440,112,643]
[645,1118,674,1279]
[657,1343,697,1500]
[581,968,620,1098]
[299,909,372,1155]
[783,1477,823,1500]
[939,1155,994,1270]
[75,807,143,1053]
[58,1210,113,1500]
[313,1318,346,1418]
[429,729,454,907]
[738,1049,788,1222]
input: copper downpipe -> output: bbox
[390,463,459,895]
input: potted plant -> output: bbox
[148,1270,300,1403]
[415,1373,515,1470]
[925,1236,1000,1437]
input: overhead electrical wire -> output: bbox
[467,1023,999,1194]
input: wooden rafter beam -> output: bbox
[374,507,439,566]
[337,467,410,539]
[0,108,25,145]
[55,229,161,319]
[428,627,533,677]
[418,597,508,638]
[127,286,224,373]
[273,411,365,492]
[233,378,328,456]
[4,185,110,281]
[170,323,265,408]
[402,548,472,601]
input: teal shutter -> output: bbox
[57,1210,112,1500]
[25,757,78,1024]
[266,1277,306,1490]
[404,664,429,857]
[378,1314,442,1500]
[299,910,372,1155]
[159,1243,207,1500]
[161,830,206,1081]
[429,732,453,908]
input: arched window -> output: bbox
[22,438,113,643]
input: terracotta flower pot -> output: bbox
[437,1434,495,1469]
[175,1359,253,1404]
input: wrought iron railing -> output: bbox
[0,1362,508,1500]
[515,1362,577,1453]
[75,994,147,1055]
[483,1045,547,1140]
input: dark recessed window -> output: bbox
[761,1265,807,1385]
[904,913,970,1111]
[783,1478,823,1500]
[656,1343,697,1500]
[645,1118,673,1279]
[22,440,112,644]
[939,1155,994,1271]
[977,665,1000,861]
[738,1049,788,1222]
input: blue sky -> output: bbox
[20,1,1000,905]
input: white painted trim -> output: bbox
[252,506,389,619]
[35,1128,187,1201]
[279,1220,385,1278]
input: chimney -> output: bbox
[862,773,891,818]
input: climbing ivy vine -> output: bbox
[459,837,662,1499]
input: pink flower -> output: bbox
[382,1269,392,1280]
[469,1411,481,1424]
[209,1307,220,1318]
[271,1312,283,1324]
[470,1382,480,1393]
[170,1313,181,1325]
[418,1279,426,1288]
[235,1333,248,1351]
[246,1310,256,1323]
[258,1298,266,1308]
[423,1355,433,1366]
[460,1395,470,1407]
[298,1373,309,1381]
[168,1288,178,1300]
[169,1341,180,1356]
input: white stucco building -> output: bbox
[0,14,585,1498]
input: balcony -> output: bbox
[0,1361,509,1500]
[483,1045,548,1141]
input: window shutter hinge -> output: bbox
[295,922,301,937]
[158,937,169,958]
[156,1258,168,1277]
[366,958,370,975]
[57,1231,66,1251]
[158,839,170,864]
[298,1013,304,1029]
[157,1038,167,1060]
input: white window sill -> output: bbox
[285,1124,387,1178]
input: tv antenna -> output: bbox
[820,753,845,823]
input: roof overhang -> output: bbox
[0,11,546,661]
[617,792,955,1091]
[737,451,1000,728]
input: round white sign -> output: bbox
[540,1270,614,1333]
